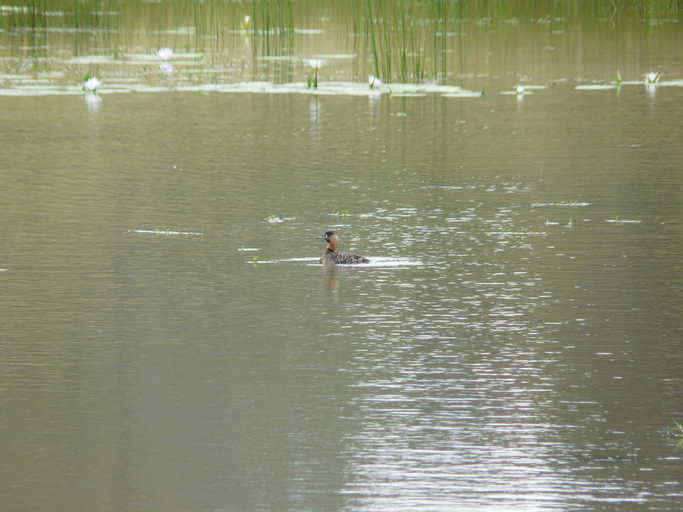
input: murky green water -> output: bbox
[2,3,683,512]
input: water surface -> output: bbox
[1,4,683,512]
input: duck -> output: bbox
[320,231,369,264]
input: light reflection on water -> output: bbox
[302,164,682,509]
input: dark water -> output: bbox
[2,6,683,512]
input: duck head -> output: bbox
[322,230,338,251]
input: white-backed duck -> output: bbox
[320,231,369,264]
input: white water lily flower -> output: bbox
[305,59,323,89]
[369,75,383,88]
[241,15,251,31]
[307,59,323,70]
[645,72,660,84]
[83,76,101,92]
[157,47,174,61]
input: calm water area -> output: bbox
[2,2,683,511]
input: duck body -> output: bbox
[320,231,369,265]
[321,249,369,265]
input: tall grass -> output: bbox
[249,0,295,82]
[361,0,439,84]
[251,0,294,54]
[356,0,463,84]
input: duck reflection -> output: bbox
[325,266,341,294]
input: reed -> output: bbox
[249,0,295,82]
[3,0,680,31]
[359,0,452,85]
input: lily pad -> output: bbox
[574,84,618,90]
[264,214,296,224]
[128,228,203,236]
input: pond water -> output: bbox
[1,3,683,512]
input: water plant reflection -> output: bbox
[83,92,102,112]
[159,62,174,76]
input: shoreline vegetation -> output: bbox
[1,0,682,91]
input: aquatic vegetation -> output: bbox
[646,72,661,84]
[368,75,384,89]
[128,229,203,236]
[306,59,322,88]
[247,255,265,266]
[605,218,642,223]
[250,0,295,80]
[2,76,482,98]
[532,201,591,207]
[501,88,526,96]
[574,84,618,90]
[442,90,483,98]
[359,0,453,84]
[264,214,295,224]
[358,0,427,83]
[501,84,546,95]
[330,209,354,216]
[1,0,681,95]
[82,73,101,93]
[265,214,284,223]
